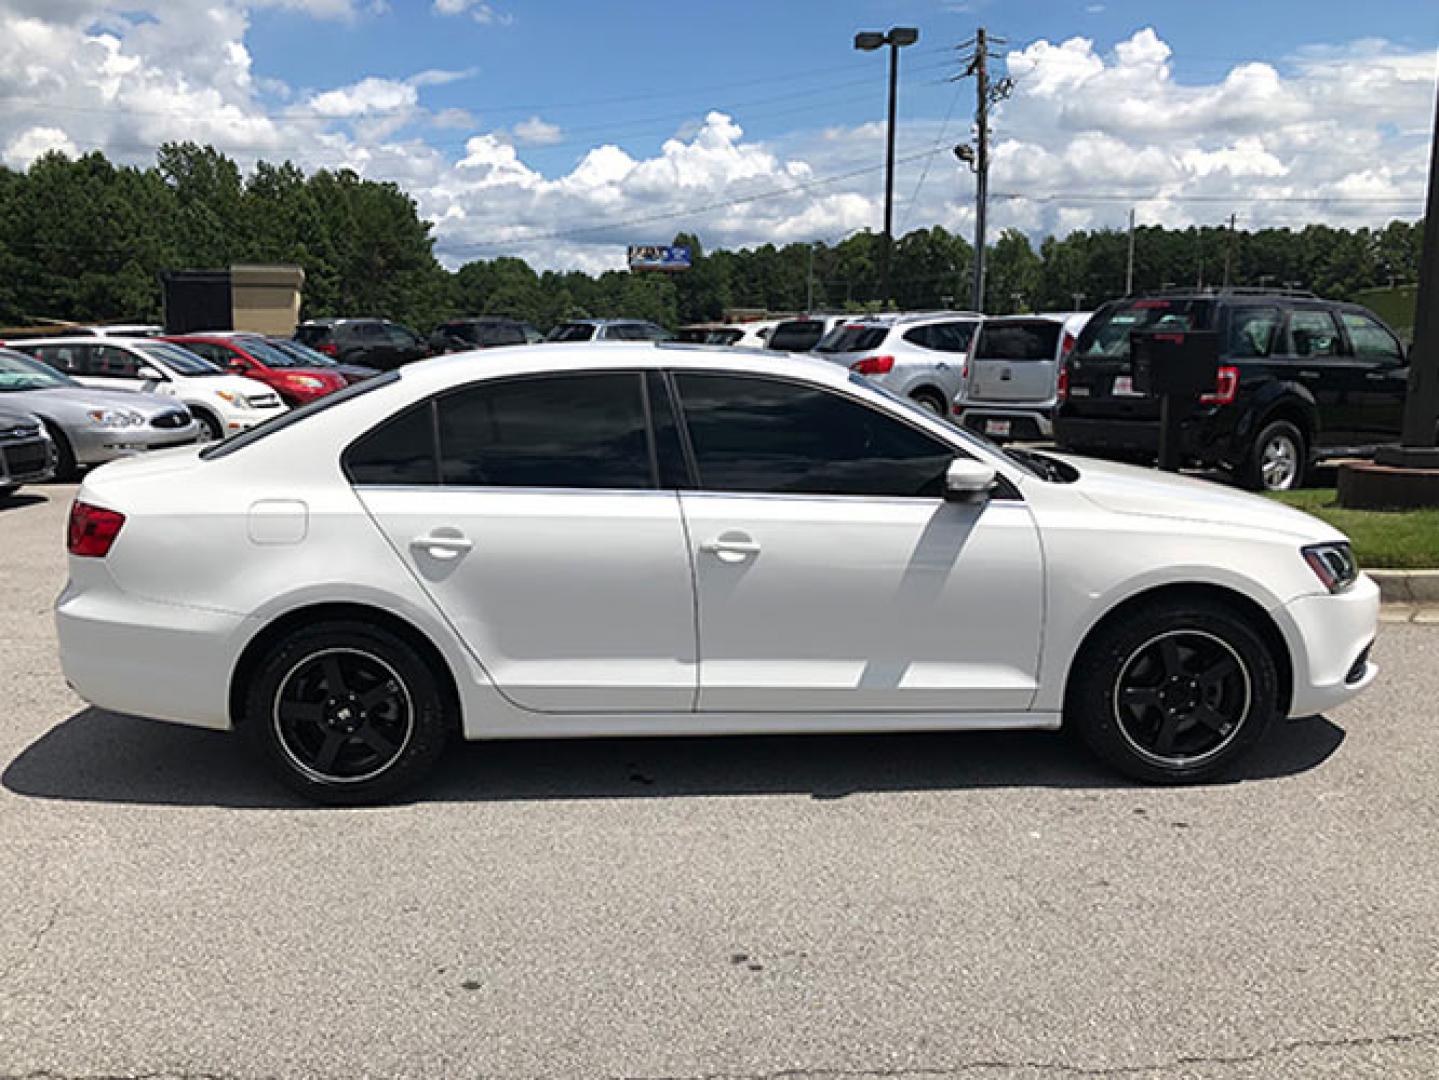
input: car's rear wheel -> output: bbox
[910,389,947,417]
[243,621,453,804]
[43,422,78,481]
[1066,599,1279,783]
[1244,419,1306,492]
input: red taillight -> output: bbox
[1200,365,1240,406]
[68,500,126,558]
[850,355,895,375]
[1057,365,1070,402]
[1061,331,1077,358]
[317,343,338,356]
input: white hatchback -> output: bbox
[57,344,1378,802]
[18,336,287,441]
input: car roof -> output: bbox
[9,335,152,347]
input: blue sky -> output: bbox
[0,0,1435,269]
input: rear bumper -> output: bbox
[955,405,1054,441]
[1275,575,1381,717]
[56,571,243,730]
[1053,414,1241,466]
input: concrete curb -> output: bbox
[1368,569,1439,606]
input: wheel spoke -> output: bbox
[1121,685,1161,710]
[1191,705,1235,734]
[353,722,397,758]
[282,701,325,724]
[1158,638,1185,677]
[1196,657,1237,690]
[1153,713,1182,755]
[359,681,400,712]
[314,730,347,773]
[321,655,349,696]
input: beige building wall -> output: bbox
[231,264,305,335]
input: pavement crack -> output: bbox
[611,1028,1439,1079]
[0,902,61,984]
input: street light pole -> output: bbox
[855,26,918,311]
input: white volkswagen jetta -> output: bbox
[57,343,1378,803]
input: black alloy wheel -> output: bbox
[244,620,453,803]
[1066,599,1279,783]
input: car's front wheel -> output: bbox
[1066,598,1280,783]
[242,621,453,804]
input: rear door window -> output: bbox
[1227,307,1282,359]
[816,325,889,354]
[548,323,597,342]
[974,321,1061,361]
[928,321,977,353]
[1288,310,1342,357]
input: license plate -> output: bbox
[1112,375,1143,397]
[985,419,1011,437]
[1069,386,1090,397]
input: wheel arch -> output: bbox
[907,383,949,408]
[229,601,464,732]
[1062,581,1293,720]
[1246,387,1318,448]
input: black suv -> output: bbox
[1054,289,1410,491]
[428,317,536,354]
[294,318,429,372]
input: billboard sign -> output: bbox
[628,245,692,272]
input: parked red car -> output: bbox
[162,333,349,405]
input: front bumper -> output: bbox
[1276,573,1381,717]
[70,421,204,466]
[0,433,57,486]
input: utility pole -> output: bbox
[954,28,1011,314]
[1222,212,1237,288]
[1125,207,1136,295]
[806,242,815,311]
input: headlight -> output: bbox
[86,409,145,429]
[291,376,326,390]
[1303,542,1358,594]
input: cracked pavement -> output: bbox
[1,485,1436,1080]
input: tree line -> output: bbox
[0,143,1425,334]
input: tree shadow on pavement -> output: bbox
[2,707,1346,809]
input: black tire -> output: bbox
[910,389,948,417]
[1065,598,1280,784]
[192,408,224,443]
[44,422,78,480]
[242,620,454,804]
[1243,418,1307,492]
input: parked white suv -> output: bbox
[954,312,1091,441]
[16,337,287,441]
[813,312,983,415]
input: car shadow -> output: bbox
[0,492,48,511]
[2,708,1346,809]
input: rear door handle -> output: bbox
[411,531,473,560]
[700,533,761,563]
[1365,372,1389,381]
[1297,369,1321,379]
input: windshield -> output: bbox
[1074,299,1213,361]
[231,336,312,368]
[135,341,226,375]
[547,323,596,342]
[975,321,1062,361]
[817,324,889,354]
[267,338,336,366]
[0,349,79,390]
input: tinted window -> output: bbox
[1075,299,1214,361]
[234,336,309,368]
[974,321,1061,361]
[1289,310,1341,357]
[1227,307,1281,359]
[345,404,438,485]
[25,344,85,373]
[136,341,224,375]
[385,324,420,348]
[817,325,889,354]
[91,345,140,378]
[354,323,385,340]
[294,325,330,346]
[1341,311,1403,363]
[548,323,597,342]
[181,341,235,367]
[475,323,526,346]
[674,373,953,498]
[767,321,828,352]
[928,321,978,353]
[437,373,652,489]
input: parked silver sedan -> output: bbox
[0,348,201,478]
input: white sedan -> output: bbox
[57,343,1379,803]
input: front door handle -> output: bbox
[1298,369,1321,379]
[700,533,761,563]
[1365,371,1389,381]
[411,530,473,560]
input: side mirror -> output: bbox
[136,365,165,381]
[945,457,997,502]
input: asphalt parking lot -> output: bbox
[1,483,1437,1080]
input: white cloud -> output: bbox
[432,0,512,25]
[0,10,1429,273]
[512,116,562,145]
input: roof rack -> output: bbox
[1137,286,1317,299]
